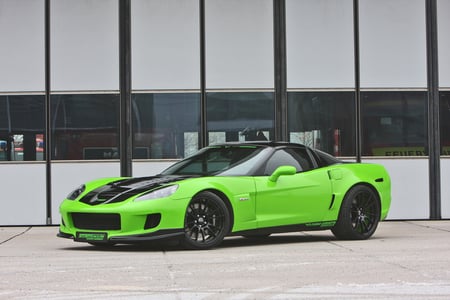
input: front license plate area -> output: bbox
[76,232,107,242]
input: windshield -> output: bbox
[161,145,269,176]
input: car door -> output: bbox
[254,147,333,228]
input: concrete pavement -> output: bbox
[1,221,450,299]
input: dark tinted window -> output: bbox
[132,93,200,159]
[264,148,314,175]
[0,95,45,161]
[311,149,341,167]
[207,92,274,143]
[441,91,450,156]
[162,146,266,176]
[288,92,355,156]
[51,94,120,160]
[361,91,427,156]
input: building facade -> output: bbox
[0,0,449,225]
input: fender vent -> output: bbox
[375,178,384,182]
[328,194,336,210]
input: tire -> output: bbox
[331,185,381,240]
[181,191,230,250]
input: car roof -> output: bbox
[208,141,307,148]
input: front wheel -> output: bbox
[181,191,230,250]
[332,185,381,240]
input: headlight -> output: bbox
[67,184,85,200]
[134,185,178,202]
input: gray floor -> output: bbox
[1,221,450,299]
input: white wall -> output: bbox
[438,0,450,88]
[132,0,200,90]
[205,0,274,89]
[51,162,120,225]
[286,0,354,88]
[133,160,177,177]
[51,0,119,91]
[359,0,427,88]
[441,159,450,218]
[363,158,429,219]
[0,164,46,225]
[0,0,45,92]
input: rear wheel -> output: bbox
[181,191,230,250]
[332,185,381,240]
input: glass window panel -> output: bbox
[264,148,314,175]
[287,92,355,156]
[286,0,354,88]
[438,0,450,87]
[0,0,45,92]
[206,0,274,88]
[132,0,199,90]
[206,92,274,143]
[51,0,118,90]
[361,91,427,156]
[0,95,45,161]
[51,94,120,160]
[359,0,426,88]
[441,91,450,155]
[132,93,200,159]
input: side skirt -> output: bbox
[230,221,336,237]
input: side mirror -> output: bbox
[268,165,297,182]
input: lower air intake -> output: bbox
[144,213,161,229]
[71,213,121,230]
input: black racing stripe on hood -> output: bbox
[79,175,191,205]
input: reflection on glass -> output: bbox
[132,93,200,159]
[51,94,120,160]
[206,92,274,144]
[0,95,45,161]
[361,91,427,156]
[288,92,355,156]
[440,91,450,156]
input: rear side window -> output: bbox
[264,148,314,175]
[311,149,341,167]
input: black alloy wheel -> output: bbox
[332,185,381,240]
[182,191,230,250]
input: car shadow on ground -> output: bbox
[59,233,340,252]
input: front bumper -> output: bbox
[57,228,184,244]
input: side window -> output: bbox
[291,147,315,171]
[264,148,315,175]
[264,149,301,175]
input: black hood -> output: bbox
[79,175,191,206]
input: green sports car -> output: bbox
[58,142,391,249]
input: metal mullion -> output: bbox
[199,0,207,148]
[353,0,361,162]
[273,0,287,142]
[119,0,132,177]
[45,0,52,225]
[426,0,441,219]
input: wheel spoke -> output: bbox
[184,196,226,245]
[349,191,377,234]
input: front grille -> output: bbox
[71,213,121,230]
